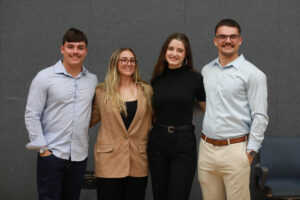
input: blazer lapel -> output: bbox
[113,104,128,134]
[127,86,144,133]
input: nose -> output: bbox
[225,36,231,42]
[224,36,232,44]
[171,50,177,56]
[73,47,78,53]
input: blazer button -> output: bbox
[124,135,128,139]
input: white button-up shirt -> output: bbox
[25,60,98,161]
[202,55,268,151]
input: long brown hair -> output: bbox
[150,33,194,83]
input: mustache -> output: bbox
[221,44,235,47]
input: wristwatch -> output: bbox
[246,149,257,157]
[39,147,48,154]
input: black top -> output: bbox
[121,100,138,130]
[152,66,205,126]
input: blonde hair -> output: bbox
[98,48,152,116]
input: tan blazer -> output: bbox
[90,85,152,178]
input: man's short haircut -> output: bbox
[215,19,241,35]
[62,28,88,47]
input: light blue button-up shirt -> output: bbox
[202,55,268,152]
[25,60,98,161]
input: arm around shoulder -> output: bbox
[89,85,102,127]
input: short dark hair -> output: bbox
[215,19,241,35]
[62,28,88,47]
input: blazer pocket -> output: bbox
[96,144,114,153]
[137,144,147,154]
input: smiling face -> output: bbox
[117,50,136,78]
[61,41,87,68]
[165,39,186,69]
[214,25,242,59]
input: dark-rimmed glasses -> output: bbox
[215,34,240,41]
[118,58,137,65]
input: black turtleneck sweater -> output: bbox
[152,66,205,126]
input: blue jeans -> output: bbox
[37,153,87,200]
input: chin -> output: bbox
[121,73,134,77]
[169,62,180,66]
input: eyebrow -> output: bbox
[120,57,135,59]
[66,43,86,47]
[169,46,184,51]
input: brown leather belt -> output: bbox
[201,133,247,146]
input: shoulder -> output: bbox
[94,83,105,100]
[139,81,152,89]
[186,69,204,83]
[82,68,98,86]
[96,83,105,91]
[138,81,153,95]
[240,59,267,81]
[37,64,55,76]
[32,64,55,84]
[150,75,161,88]
[202,58,218,74]
[87,71,98,81]
[188,69,202,76]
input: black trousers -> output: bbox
[96,176,148,200]
[147,125,197,200]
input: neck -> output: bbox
[218,53,239,67]
[119,75,133,88]
[119,75,137,101]
[62,60,82,77]
[168,64,182,69]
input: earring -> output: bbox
[183,58,187,65]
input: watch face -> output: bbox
[39,148,45,154]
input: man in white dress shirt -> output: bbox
[198,19,269,200]
[25,28,98,200]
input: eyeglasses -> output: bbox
[215,34,240,41]
[118,58,137,65]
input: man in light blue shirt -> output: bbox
[198,19,268,200]
[25,28,98,200]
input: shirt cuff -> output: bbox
[246,134,262,152]
[26,135,47,150]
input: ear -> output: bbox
[213,37,218,47]
[60,44,64,54]
[239,36,243,46]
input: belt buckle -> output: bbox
[167,126,175,134]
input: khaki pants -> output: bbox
[198,139,251,200]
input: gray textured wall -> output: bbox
[0,0,299,199]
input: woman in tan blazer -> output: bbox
[90,48,152,200]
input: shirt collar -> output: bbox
[212,54,245,69]
[54,60,89,76]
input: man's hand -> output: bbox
[246,150,256,164]
[39,149,52,157]
[39,146,52,157]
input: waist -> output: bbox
[154,122,194,134]
[201,133,248,146]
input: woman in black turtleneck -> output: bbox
[147,33,206,200]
